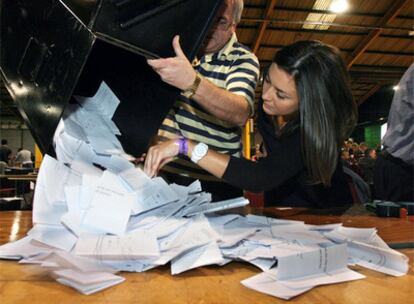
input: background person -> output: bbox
[0,139,12,165]
[251,143,265,162]
[373,63,414,201]
[15,147,33,169]
[358,148,376,184]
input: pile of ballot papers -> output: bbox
[0,82,409,299]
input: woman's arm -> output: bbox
[144,139,230,178]
[144,134,304,193]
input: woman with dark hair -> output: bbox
[144,40,358,209]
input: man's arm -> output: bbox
[147,35,256,126]
[191,77,251,126]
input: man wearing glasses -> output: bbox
[147,0,259,201]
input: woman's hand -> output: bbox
[144,139,180,177]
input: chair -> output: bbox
[343,166,372,204]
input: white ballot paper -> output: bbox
[269,224,330,245]
[325,227,409,276]
[54,269,125,295]
[276,243,350,280]
[33,155,72,225]
[345,240,408,276]
[27,224,77,252]
[171,241,224,274]
[75,230,159,260]
[242,272,313,300]
[120,168,179,215]
[75,81,120,119]
[119,167,153,191]
[54,122,97,165]
[184,197,249,217]
[81,171,134,235]
[2,80,409,298]
[170,180,202,197]
[61,81,123,157]
[38,250,116,273]
[242,244,365,299]
[0,236,54,260]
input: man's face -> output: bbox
[202,0,236,54]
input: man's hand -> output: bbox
[147,35,196,90]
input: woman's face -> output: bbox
[262,63,299,117]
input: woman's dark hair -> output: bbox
[273,40,357,186]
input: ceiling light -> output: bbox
[330,0,349,13]
[393,85,399,91]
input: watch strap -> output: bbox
[183,73,201,99]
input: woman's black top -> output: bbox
[222,100,353,209]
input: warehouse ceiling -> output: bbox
[238,0,413,106]
[1,0,413,124]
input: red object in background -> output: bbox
[244,191,264,208]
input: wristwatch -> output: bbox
[182,73,201,99]
[191,142,209,163]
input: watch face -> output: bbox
[192,142,208,163]
[195,143,208,155]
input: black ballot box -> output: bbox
[0,0,222,156]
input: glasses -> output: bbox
[215,17,234,31]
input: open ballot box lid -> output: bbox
[0,0,222,156]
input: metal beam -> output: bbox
[257,60,404,83]
[357,83,383,105]
[258,61,408,72]
[259,44,414,57]
[346,0,411,68]
[252,0,277,54]
[351,64,408,72]
[244,4,414,21]
[238,24,413,39]
[241,17,412,32]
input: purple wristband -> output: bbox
[176,137,188,155]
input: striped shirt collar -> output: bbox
[194,33,238,65]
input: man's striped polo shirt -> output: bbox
[158,33,259,181]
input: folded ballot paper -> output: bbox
[54,269,125,295]
[0,81,409,298]
[183,196,249,217]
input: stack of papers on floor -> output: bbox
[0,81,408,299]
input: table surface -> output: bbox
[0,173,37,180]
[3,176,37,181]
[0,206,413,304]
